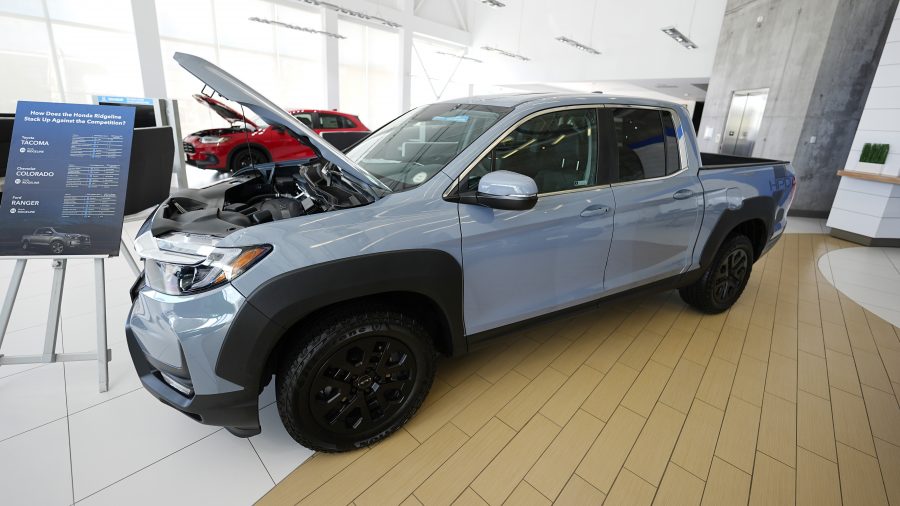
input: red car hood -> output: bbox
[192,94,258,128]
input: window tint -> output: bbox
[319,113,354,129]
[293,113,313,128]
[612,108,666,182]
[661,111,682,175]
[463,109,599,194]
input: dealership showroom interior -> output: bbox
[3,0,900,504]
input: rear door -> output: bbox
[457,106,616,335]
[318,112,370,151]
[604,106,703,292]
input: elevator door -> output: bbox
[721,89,768,157]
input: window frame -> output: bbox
[606,104,691,186]
[445,104,614,199]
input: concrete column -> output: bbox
[323,9,340,110]
[131,0,167,98]
[699,0,899,216]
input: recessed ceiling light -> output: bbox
[481,46,530,61]
[298,0,401,28]
[555,36,601,55]
[661,26,698,49]
[480,0,506,7]
[249,17,345,38]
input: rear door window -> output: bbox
[320,113,354,129]
[661,111,682,175]
[611,108,666,182]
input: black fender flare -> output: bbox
[214,249,464,389]
[698,195,776,269]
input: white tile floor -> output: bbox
[0,220,313,506]
[0,211,887,506]
[818,245,900,327]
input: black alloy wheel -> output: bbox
[276,306,436,452]
[50,241,65,255]
[309,336,417,434]
[712,248,749,305]
[679,234,754,314]
[231,148,267,171]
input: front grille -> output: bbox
[183,142,195,153]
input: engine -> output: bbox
[148,161,372,238]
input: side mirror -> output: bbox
[475,170,538,211]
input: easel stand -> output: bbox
[0,257,111,392]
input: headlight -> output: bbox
[145,245,271,295]
[199,135,227,144]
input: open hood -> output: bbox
[174,52,389,194]
[192,93,257,128]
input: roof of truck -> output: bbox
[443,92,685,111]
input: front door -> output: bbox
[604,107,704,292]
[457,107,616,335]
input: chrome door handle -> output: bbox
[580,204,611,217]
[673,189,695,200]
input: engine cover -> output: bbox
[259,197,304,220]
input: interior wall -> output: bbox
[698,0,899,215]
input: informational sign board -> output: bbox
[0,101,135,257]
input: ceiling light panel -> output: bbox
[298,0,401,28]
[555,36,601,55]
[249,17,345,38]
[661,26,698,49]
[481,46,530,61]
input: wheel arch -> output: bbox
[214,250,465,392]
[698,196,775,268]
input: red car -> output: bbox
[183,94,370,172]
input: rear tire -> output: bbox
[679,235,754,314]
[276,305,436,452]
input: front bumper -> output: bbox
[126,275,265,436]
[183,141,225,169]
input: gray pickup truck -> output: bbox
[127,53,796,451]
[21,227,91,255]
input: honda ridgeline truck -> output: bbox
[127,53,797,451]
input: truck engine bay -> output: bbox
[148,160,376,238]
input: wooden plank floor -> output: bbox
[258,234,900,506]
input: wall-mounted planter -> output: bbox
[855,143,890,174]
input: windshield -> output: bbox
[346,103,511,191]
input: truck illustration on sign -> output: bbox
[21,227,92,254]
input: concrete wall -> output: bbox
[698,0,899,215]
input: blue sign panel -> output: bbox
[0,101,135,257]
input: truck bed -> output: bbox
[700,152,788,170]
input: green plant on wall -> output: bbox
[860,143,890,164]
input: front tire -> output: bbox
[276,306,436,452]
[229,147,268,172]
[679,235,754,314]
[49,240,65,255]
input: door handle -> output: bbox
[673,189,695,200]
[580,204,611,217]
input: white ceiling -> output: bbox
[411,0,727,100]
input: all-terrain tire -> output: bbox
[276,305,436,452]
[679,235,754,314]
